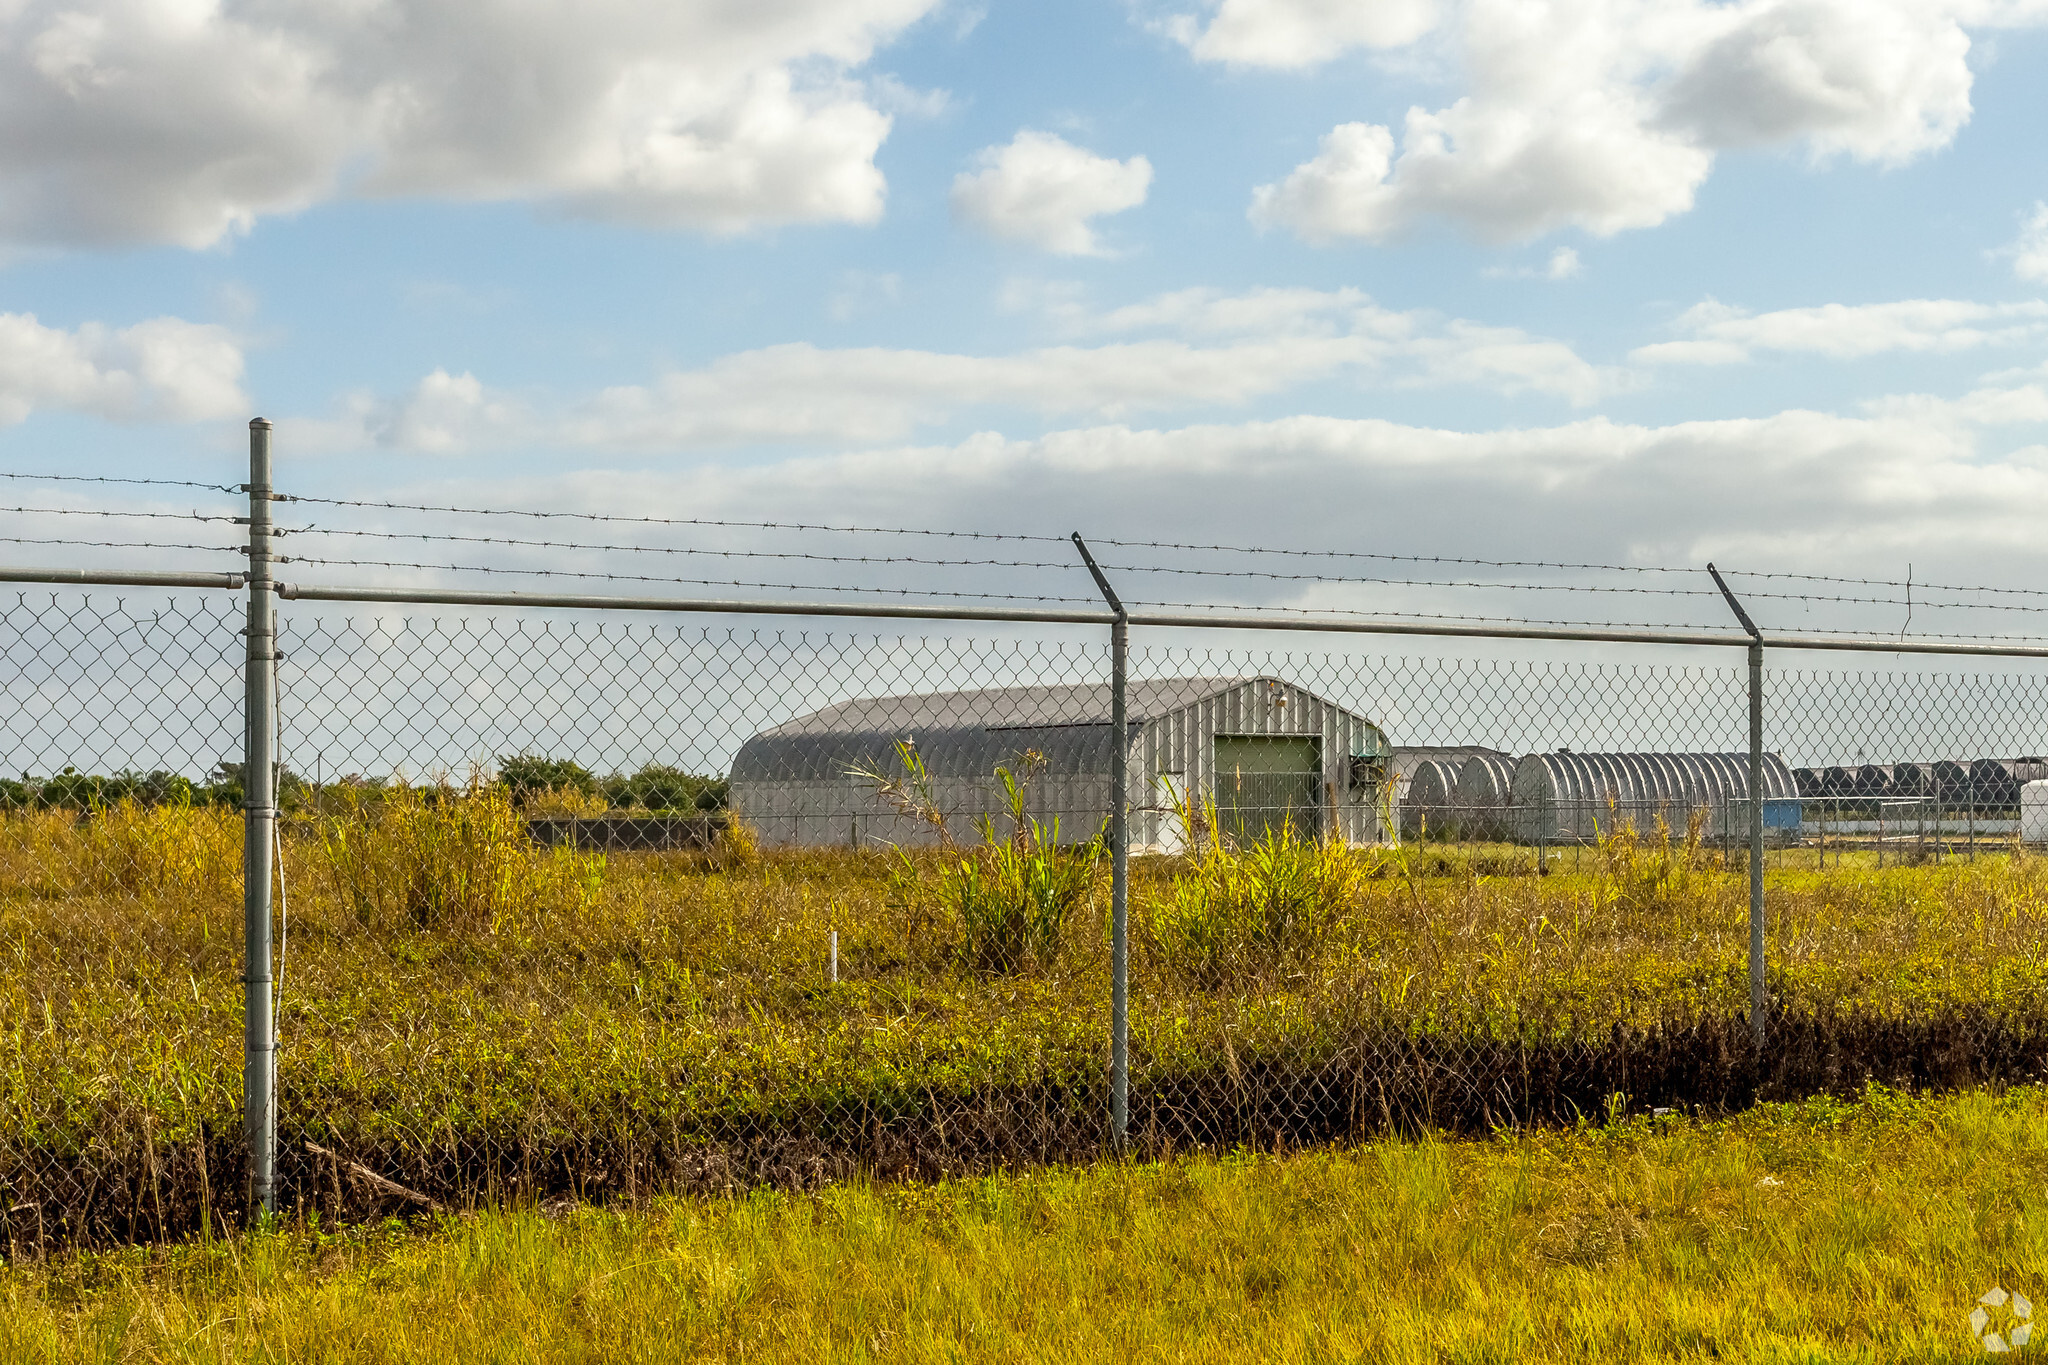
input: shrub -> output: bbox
[204,763,309,810]
[497,757,730,813]
[1,767,245,811]
[1151,795,1366,987]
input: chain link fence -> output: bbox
[0,593,246,1253]
[9,590,2048,1253]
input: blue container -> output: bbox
[1762,798,1803,830]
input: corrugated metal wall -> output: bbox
[1396,760,1458,839]
[738,773,1111,849]
[1130,677,1392,850]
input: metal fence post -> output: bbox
[1073,534,1128,1150]
[1708,564,1767,1054]
[1747,640,1766,1054]
[243,418,278,1216]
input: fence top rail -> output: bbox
[0,566,246,591]
[268,579,2048,659]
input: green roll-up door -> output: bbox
[1215,735,1320,844]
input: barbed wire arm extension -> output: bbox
[1707,563,1762,642]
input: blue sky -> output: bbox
[3,0,2048,636]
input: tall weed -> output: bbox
[82,799,243,899]
[521,784,609,819]
[851,745,1106,971]
[945,763,1107,972]
[847,740,957,849]
[1152,793,1367,987]
[0,801,240,900]
[316,779,604,933]
[1593,807,1710,917]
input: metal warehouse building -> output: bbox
[729,676,1395,850]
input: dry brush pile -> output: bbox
[7,787,2048,1252]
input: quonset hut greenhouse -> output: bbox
[1508,751,1798,843]
[729,676,1395,851]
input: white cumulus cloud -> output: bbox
[1485,246,1585,280]
[1633,297,2048,364]
[347,379,2048,627]
[304,284,1626,455]
[2007,202,2048,283]
[0,0,941,248]
[951,131,1153,256]
[0,313,247,424]
[1172,0,1441,67]
[1244,0,2040,244]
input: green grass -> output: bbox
[12,799,2048,1246]
[7,1084,2048,1362]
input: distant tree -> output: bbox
[496,755,599,806]
[602,764,728,812]
[208,761,307,809]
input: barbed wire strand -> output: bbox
[282,495,1071,543]
[0,536,241,554]
[1126,600,2048,643]
[279,495,1710,577]
[273,554,2048,642]
[281,555,1104,606]
[289,525,1732,596]
[0,471,241,495]
[271,492,2048,605]
[278,530,2048,614]
[12,475,2048,628]
[0,505,237,523]
[1722,567,2048,601]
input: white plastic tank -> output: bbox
[2021,779,2048,845]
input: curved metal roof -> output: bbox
[1400,759,1459,833]
[1509,750,1796,839]
[1455,754,1517,808]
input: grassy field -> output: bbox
[9,793,2048,1249]
[7,1084,2047,1362]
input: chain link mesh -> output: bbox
[9,592,2048,1253]
[0,593,244,1252]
